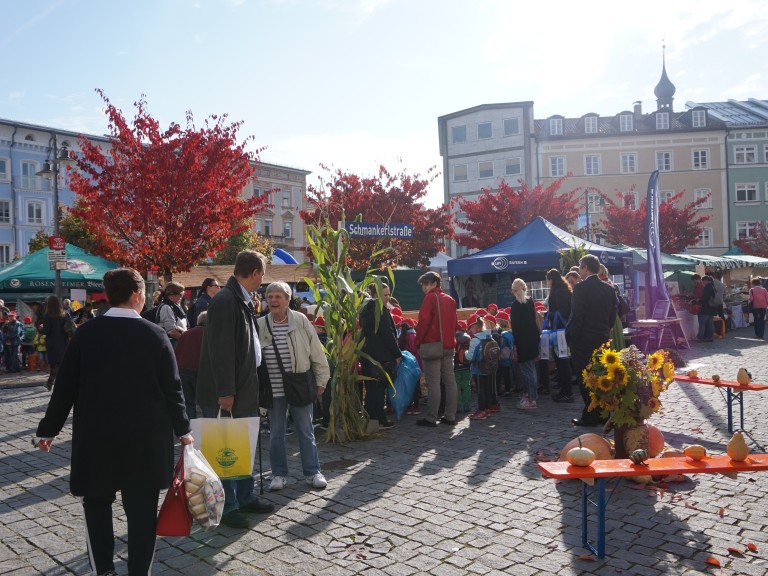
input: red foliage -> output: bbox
[455,176,583,250]
[734,222,768,257]
[300,165,453,270]
[69,89,268,277]
[599,189,711,253]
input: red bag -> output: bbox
[156,452,192,537]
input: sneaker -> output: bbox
[517,397,529,408]
[379,420,396,430]
[552,392,574,403]
[468,410,487,420]
[518,399,537,410]
[268,476,287,491]
[487,404,501,413]
[306,472,327,489]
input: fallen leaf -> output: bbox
[691,427,704,433]
[578,554,597,561]
[547,542,558,549]
[746,543,758,552]
[727,547,744,556]
[685,501,698,509]
[718,507,728,517]
[748,477,757,483]
[704,557,721,567]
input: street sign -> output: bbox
[344,222,414,238]
[49,236,65,251]
[48,250,67,261]
[49,261,68,270]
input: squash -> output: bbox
[737,368,752,387]
[566,437,596,467]
[646,424,665,457]
[727,431,750,462]
[683,445,707,461]
[629,449,649,464]
[711,374,721,383]
[559,433,613,462]
[687,369,698,378]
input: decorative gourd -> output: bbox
[629,449,649,464]
[566,437,597,467]
[683,445,707,461]
[737,368,752,387]
[687,369,698,378]
[646,424,665,457]
[711,374,721,383]
[727,431,750,462]
[559,433,613,462]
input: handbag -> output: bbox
[266,318,315,407]
[157,451,192,537]
[419,293,444,360]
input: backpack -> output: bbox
[709,290,723,308]
[141,303,165,323]
[473,334,501,374]
[499,331,514,366]
[186,299,198,329]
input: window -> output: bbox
[737,221,759,239]
[656,151,672,172]
[693,149,709,170]
[453,164,467,182]
[624,192,638,210]
[478,161,494,179]
[0,158,8,181]
[694,188,712,209]
[697,227,713,248]
[550,118,563,136]
[550,156,565,177]
[0,245,9,267]
[283,220,292,238]
[264,218,272,237]
[692,110,706,128]
[21,162,36,189]
[620,153,637,174]
[656,112,669,130]
[292,186,301,207]
[584,155,601,176]
[619,114,633,132]
[587,193,604,213]
[255,219,262,234]
[764,145,768,163]
[477,122,492,140]
[253,186,262,198]
[503,118,519,136]
[736,183,758,203]
[0,200,9,223]
[505,158,521,176]
[735,145,757,164]
[27,201,43,224]
[282,189,291,208]
[584,116,598,134]
[660,190,674,203]
[451,125,466,144]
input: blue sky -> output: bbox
[3,0,768,206]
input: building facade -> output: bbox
[685,99,768,249]
[437,102,536,257]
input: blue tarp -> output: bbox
[447,217,631,277]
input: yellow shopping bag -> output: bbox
[190,412,260,480]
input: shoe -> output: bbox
[268,476,287,491]
[518,399,537,410]
[240,497,275,514]
[468,410,487,420]
[552,393,574,403]
[517,397,529,408]
[306,472,327,489]
[440,417,457,425]
[572,418,600,427]
[416,418,437,427]
[285,426,294,436]
[379,421,395,430]
[220,510,249,529]
[487,404,500,413]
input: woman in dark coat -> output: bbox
[546,269,575,403]
[40,295,74,391]
[697,275,717,342]
[35,268,192,576]
[510,278,541,410]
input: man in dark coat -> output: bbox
[197,250,274,528]
[566,254,617,427]
[359,281,402,429]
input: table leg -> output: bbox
[738,391,744,433]
[582,478,608,559]
[727,388,733,434]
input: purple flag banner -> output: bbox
[646,170,670,316]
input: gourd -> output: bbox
[687,369,698,378]
[711,374,721,383]
[647,424,665,457]
[737,368,752,387]
[683,444,707,461]
[566,437,596,467]
[559,433,613,462]
[629,449,649,464]
[727,431,750,462]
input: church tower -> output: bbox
[654,46,676,111]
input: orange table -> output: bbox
[539,455,768,558]
[674,375,768,435]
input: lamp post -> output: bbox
[36,134,73,298]
[585,190,591,242]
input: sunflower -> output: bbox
[600,348,620,369]
[662,362,675,381]
[647,352,663,371]
[646,397,661,413]
[597,375,614,392]
[609,364,629,386]
[651,376,663,397]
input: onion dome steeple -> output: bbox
[654,45,676,111]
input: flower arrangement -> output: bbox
[583,344,675,427]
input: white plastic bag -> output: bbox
[183,444,225,530]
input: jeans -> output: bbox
[3,344,19,372]
[268,396,320,477]
[518,360,538,401]
[754,308,766,339]
[554,356,573,396]
[698,313,714,340]
[200,406,256,514]
[423,349,457,421]
[361,360,396,424]
[476,373,493,411]
[179,368,198,420]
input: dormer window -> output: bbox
[656,112,670,130]
[692,109,706,128]
[550,118,563,136]
[584,116,598,134]
[619,114,633,132]
[24,134,35,142]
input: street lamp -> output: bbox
[35,134,74,298]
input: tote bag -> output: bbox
[190,411,260,480]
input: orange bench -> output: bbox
[674,375,768,436]
[538,455,768,558]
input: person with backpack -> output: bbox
[21,316,37,370]
[496,311,514,398]
[510,278,540,410]
[467,316,499,420]
[188,278,221,329]
[2,313,24,373]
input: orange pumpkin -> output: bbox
[559,433,613,462]
[646,424,665,457]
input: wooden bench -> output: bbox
[674,375,768,435]
[538,455,768,558]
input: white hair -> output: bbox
[511,278,528,304]
[265,280,292,300]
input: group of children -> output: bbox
[0,314,47,373]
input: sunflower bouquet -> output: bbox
[583,344,675,427]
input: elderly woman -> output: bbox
[256,281,330,492]
[157,281,188,346]
[510,278,540,410]
[35,268,192,576]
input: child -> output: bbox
[496,312,514,397]
[467,316,497,420]
[34,327,47,372]
[21,317,36,370]
[1,313,24,373]
[454,319,472,412]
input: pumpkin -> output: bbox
[683,445,707,461]
[559,433,612,462]
[727,431,749,462]
[646,424,665,457]
[687,369,698,378]
[566,437,597,467]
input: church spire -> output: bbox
[654,44,676,111]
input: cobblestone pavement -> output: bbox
[2,328,768,575]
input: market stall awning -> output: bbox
[671,253,748,270]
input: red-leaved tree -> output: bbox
[301,164,453,269]
[599,189,711,253]
[69,89,268,279]
[734,222,768,257]
[455,176,583,251]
